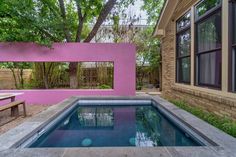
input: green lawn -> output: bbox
[170,100,236,138]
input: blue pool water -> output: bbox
[28,102,203,147]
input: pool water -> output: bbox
[29,105,202,147]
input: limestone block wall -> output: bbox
[160,0,236,120]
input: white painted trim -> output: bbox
[222,0,229,92]
[191,7,195,86]
[154,0,179,37]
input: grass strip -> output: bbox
[170,99,236,138]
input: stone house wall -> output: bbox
[160,0,236,120]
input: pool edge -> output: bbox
[0,95,235,157]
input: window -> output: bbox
[176,11,191,84]
[232,1,236,92]
[195,0,221,19]
[195,0,222,88]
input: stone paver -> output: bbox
[0,105,49,135]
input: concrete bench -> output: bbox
[0,100,26,117]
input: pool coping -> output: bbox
[0,95,235,157]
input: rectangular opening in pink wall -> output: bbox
[0,61,114,90]
[0,43,136,104]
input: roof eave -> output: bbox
[153,0,179,38]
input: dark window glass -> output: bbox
[233,48,236,91]
[198,51,221,87]
[196,0,221,18]
[176,11,191,84]
[177,30,191,57]
[177,57,191,83]
[195,0,222,88]
[233,3,236,44]
[197,12,221,52]
[232,3,236,92]
[177,12,191,32]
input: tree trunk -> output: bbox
[19,69,24,89]
[58,0,77,88]
[10,68,18,89]
[69,62,78,88]
[58,0,116,89]
[40,63,49,89]
[43,75,49,89]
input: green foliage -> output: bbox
[135,27,160,69]
[170,99,236,138]
[0,62,32,89]
[0,0,119,44]
[99,84,111,89]
[136,84,142,90]
[141,0,165,25]
[31,62,69,89]
[136,107,161,146]
[134,27,161,87]
[0,0,64,46]
[196,0,221,17]
[0,62,32,69]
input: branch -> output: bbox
[74,0,83,20]
[58,0,72,42]
[75,0,86,42]
[41,0,61,18]
[84,0,117,42]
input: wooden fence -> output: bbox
[0,69,32,89]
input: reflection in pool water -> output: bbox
[29,105,201,147]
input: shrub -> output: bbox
[170,99,236,138]
[99,84,111,89]
[136,83,143,90]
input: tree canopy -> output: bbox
[0,0,119,45]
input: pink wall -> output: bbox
[0,43,136,105]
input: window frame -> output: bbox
[194,0,222,89]
[195,0,222,21]
[176,11,191,84]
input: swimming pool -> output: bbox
[20,99,212,147]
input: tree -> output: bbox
[93,0,164,89]
[134,27,160,88]
[141,0,165,25]
[0,0,117,88]
[32,62,69,89]
[137,0,164,89]
[0,62,32,89]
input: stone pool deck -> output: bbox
[0,105,50,135]
[0,96,236,157]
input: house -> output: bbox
[154,0,236,120]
